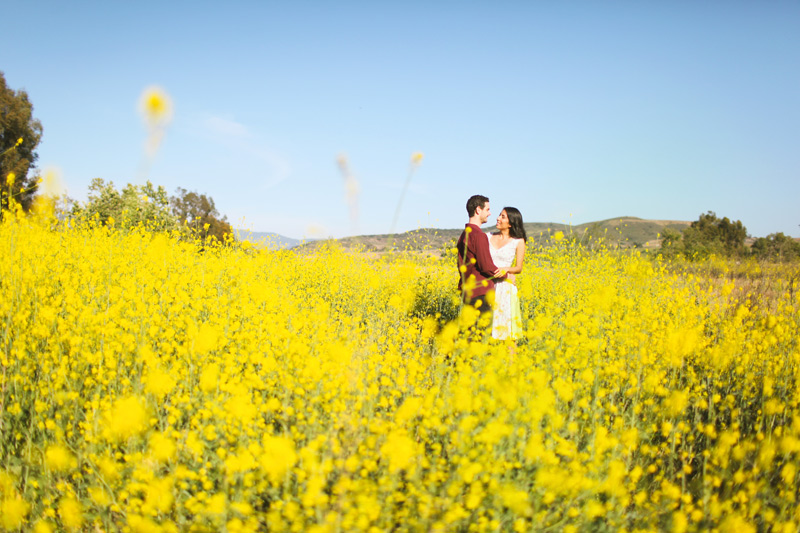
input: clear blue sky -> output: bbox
[3,1,798,238]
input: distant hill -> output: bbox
[296,217,693,253]
[563,217,692,249]
[235,230,308,250]
[298,228,463,253]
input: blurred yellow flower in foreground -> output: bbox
[102,396,148,442]
[149,432,177,463]
[381,430,417,473]
[38,167,64,198]
[58,497,83,530]
[194,323,220,355]
[336,152,360,234]
[139,85,173,160]
[144,367,176,398]
[45,444,75,473]
[305,224,327,237]
[138,85,173,127]
[0,496,29,530]
[261,435,297,482]
[32,520,53,533]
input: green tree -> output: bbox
[170,187,233,243]
[659,228,683,254]
[74,178,177,231]
[1,71,43,214]
[751,232,800,261]
[681,211,747,257]
[658,212,748,258]
[74,178,121,225]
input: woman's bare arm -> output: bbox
[505,240,526,274]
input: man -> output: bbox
[456,195,506,314]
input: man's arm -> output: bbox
[473,232,504,279]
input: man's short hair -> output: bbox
[466,195,489,217]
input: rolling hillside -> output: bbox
[296,217,692,253]
[234,230,307,250]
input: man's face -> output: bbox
[476,202,491,224]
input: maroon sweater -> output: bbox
[456,224,500,298]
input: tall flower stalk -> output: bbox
[390,151,423,234]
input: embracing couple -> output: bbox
[456,194,527,341]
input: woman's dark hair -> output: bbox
[503,206,527,241]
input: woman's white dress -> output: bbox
[487,234,523,340]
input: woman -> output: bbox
[487,207,527,340]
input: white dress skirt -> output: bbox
[487,234,523,340]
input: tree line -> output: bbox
[1,71,232,243]
[660,211,800,261]
[68,179,233,242]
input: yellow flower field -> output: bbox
[1,216,799,532]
